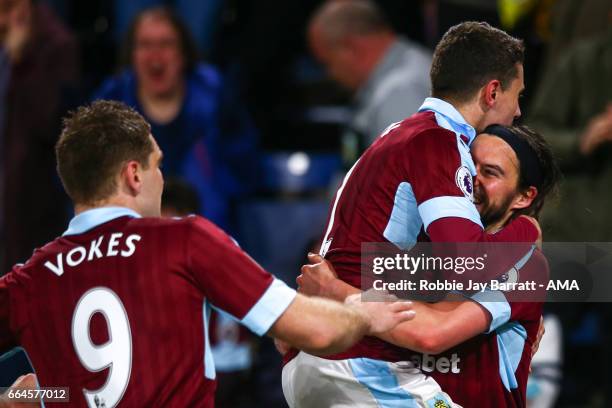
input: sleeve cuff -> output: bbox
[418,196,483,231]
[465,290,511,333]
[241,278,297,336]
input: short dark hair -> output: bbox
[119,6,199,73]
[510,125,561,219]
[431,22,525,103]
[56,100,153,205]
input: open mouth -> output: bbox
[147,63,167,81]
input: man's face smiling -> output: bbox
[471,134,524,230]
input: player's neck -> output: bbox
[74,197,140,216]
[453,101,485,133]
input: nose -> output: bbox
[514,104,522,120]
[473,168,482,187]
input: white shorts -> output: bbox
[282,351,461,408]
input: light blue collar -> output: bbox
[418,97,477,145]
[63,207,142,236]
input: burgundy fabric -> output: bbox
[0,215,275,407]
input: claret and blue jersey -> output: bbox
[0,207,296,407]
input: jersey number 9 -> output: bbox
[71,287,132,408]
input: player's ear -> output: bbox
[483,80,501,108]
[512,186,537,210]
[123,160,142,195]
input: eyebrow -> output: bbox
[482,163,505,175]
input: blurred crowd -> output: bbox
[0,0,611,406]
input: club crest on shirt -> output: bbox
[498,267,520,289]
[433,399,450,408]
[455,166,473,201]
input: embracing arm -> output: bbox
[268,292,415,356]
[380,297,489,354]
[298,255,490,354]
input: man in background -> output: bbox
[95,6,258,232]
[308,0,432,163]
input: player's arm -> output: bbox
[426,216,540,245]
[268,292,415,356]
[298,255,491,354]
[408,131,540,285]
[380,296,489,354]
[409,130,540,245]
[187,217,414,356]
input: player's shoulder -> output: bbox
[125,214,214,235]
[5,237,66,281]
[529,248,550,278]
[384,111,458,149]
[128,215,233,244]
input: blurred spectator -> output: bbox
[528,20,612,241]
[161,177,256,408]
[308,0,431,163]
[94,6,258,232]
[0,0,78,271]
[113,0,224,56]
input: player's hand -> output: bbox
[345,290,416,335]
[297,253,338,298]
[519,215,542,249]
[0,373,40,408]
